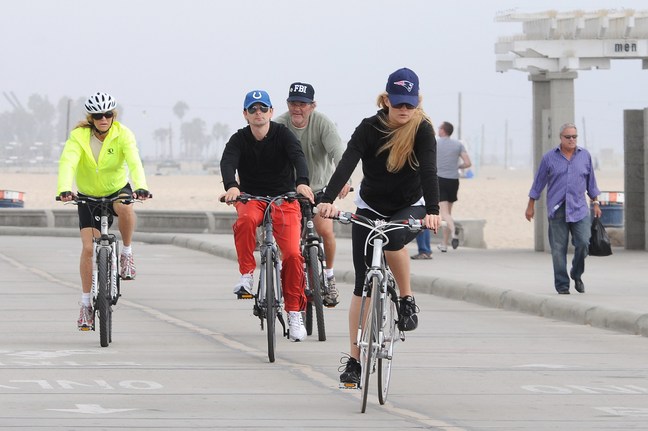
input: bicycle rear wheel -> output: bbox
[265,247,276,363]
[305,301,313,335]
[96,248,112,348]
[360,277,379,413]
[378,288,398,404]
[306,246,326,341]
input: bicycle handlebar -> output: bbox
[332,211,427,231]
[219,192,300,204]
[220,187,355,206]
[56,194,152,204]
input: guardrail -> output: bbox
[0,209,487,248]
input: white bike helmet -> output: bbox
[85,92,116,113]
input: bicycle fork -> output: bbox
[92,242,119,305]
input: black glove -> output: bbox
[134,189,150,199]
[58,191,76,201]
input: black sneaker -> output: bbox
[398,295,420,331]
[339,356,361,385]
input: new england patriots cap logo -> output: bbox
[393,80,414,92]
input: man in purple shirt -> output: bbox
[525,123,602,294]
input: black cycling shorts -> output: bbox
[77,183,133,230]
[351,205,426,296]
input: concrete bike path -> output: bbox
[2,226,648,337]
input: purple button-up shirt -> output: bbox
[529,146,600,222]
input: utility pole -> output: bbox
[457,92,462,140]
[480,124,485,167]
[66,98,72,137]
[504,120,509,168]
[168,123,173,159]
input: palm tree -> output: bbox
[153,127,170,159]
[172,101,189,157]
[181,117,208,159]
[210,122,230,160]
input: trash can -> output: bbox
[0,190,25,208]
[592,191,623,228]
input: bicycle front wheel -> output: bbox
[378,289,398,404]
[96,248,112,348]
[265,247,276,363]
[306,246,326,341]
[360,277,380,413]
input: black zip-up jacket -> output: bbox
[220,122,309,196]
[321,109,439,216]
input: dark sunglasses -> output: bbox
[246,105,270,114]
[91,111,114,120]
[562,134,578,139]
[392,103,417,110]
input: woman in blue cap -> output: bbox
[317,68,441,385]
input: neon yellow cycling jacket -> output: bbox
[57,121,148,197]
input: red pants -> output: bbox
[233,200,305,312]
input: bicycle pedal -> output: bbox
[339,382,359,390]
[78,326,92,332]
[237,293,254,299]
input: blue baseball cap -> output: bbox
[243,90,272,110]
[385,68,419,107]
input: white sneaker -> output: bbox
[119,253,136,280]
[288,311,307,342]
[233,273,254,296]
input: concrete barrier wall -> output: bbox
[0,209,487,248]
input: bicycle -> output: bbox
[297,187,353,342]
[221,192,303,363]
[297,195,327,342]
[332,211,426,412]
[57,193,148,347]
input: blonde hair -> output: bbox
[74,110,119,129]
[375,92,433,172]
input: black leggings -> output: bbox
[351,206,426,296]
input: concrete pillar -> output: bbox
[529,72,577,251]
[623,109,647,250]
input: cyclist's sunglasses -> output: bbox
[392,103,417,110]
[91,111,115,120]
[246,105,270,114]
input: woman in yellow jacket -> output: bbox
[57,92,150,330]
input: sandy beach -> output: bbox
[1,165,624,249]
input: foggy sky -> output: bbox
[2,0,647,165]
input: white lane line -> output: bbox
[3,252,467,430]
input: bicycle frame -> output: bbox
[256,200,286,362]
[58,193,139,347]
[223,193,295,363]
[334,211,424,412]
[298,197,327,341]
[92,202,120,309]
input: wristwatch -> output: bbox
[592,201,600,205]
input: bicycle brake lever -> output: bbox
[409,218,423,230]
[337,211,351,224]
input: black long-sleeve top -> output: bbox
[321,109,439,216]
[220,121,309,196]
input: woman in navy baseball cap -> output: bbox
[317,67,441,386]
